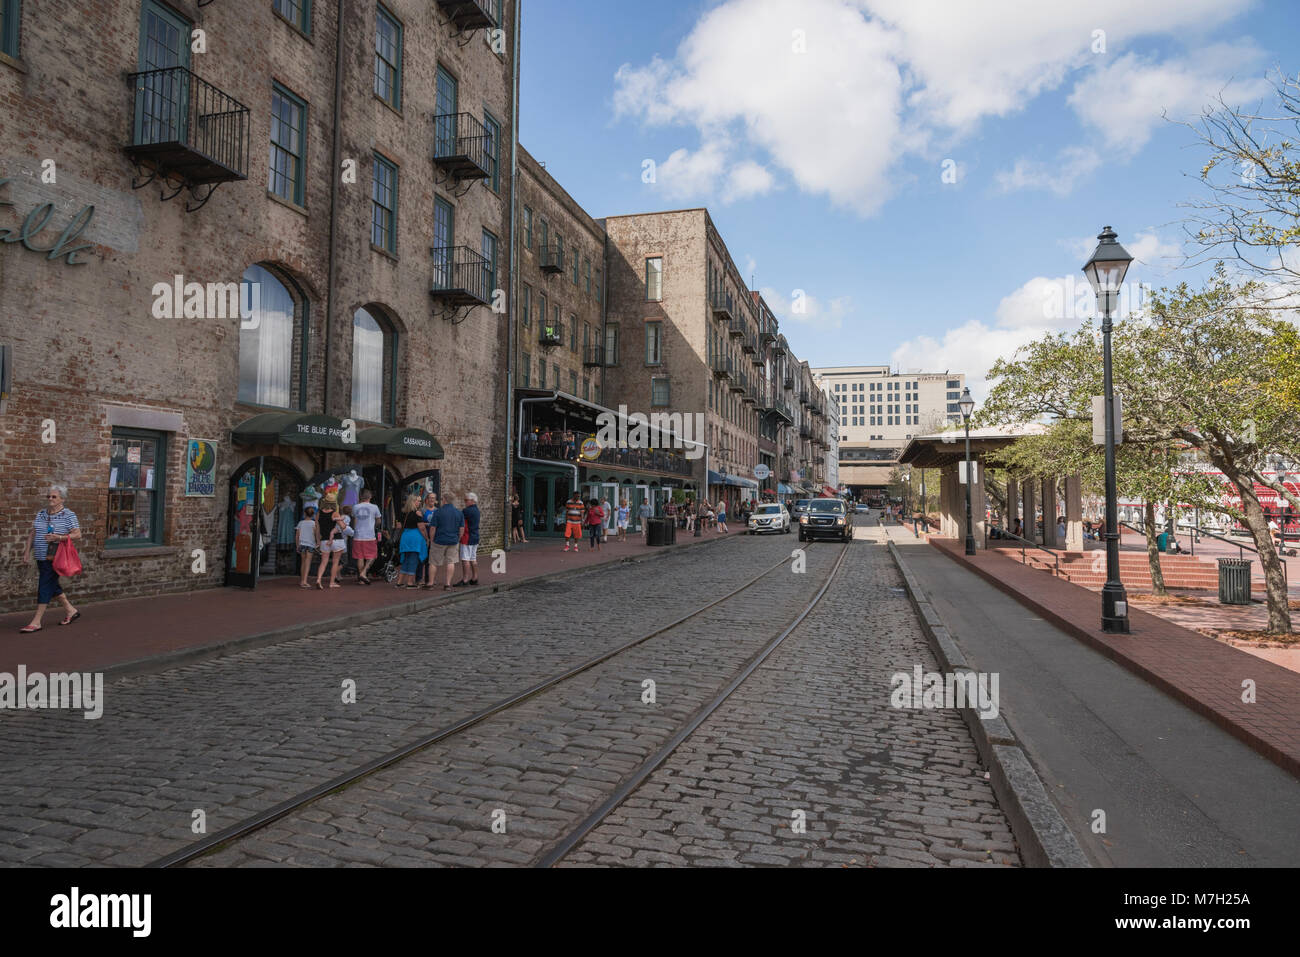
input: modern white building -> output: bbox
[813,365,966,450]
[824,389,840,491]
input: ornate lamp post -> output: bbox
[1083,226,1133,633]
[959,388,976,555]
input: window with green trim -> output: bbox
[371,152,398,253]
[521,283,531,325]
[107,429,166,548]
[646,257,663,300]
[1,0,21,57]
[571,249,579,285]
[483,111,501,191]
[523,206,533,249]
[481,229,498,297]
[375,5,402,110]
[272,0,310,33]
[584,257,591,295]
[269,84,306,205]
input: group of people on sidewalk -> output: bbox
[293,489,384,589]
[392,491,482,591]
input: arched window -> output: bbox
[352,306,396,423]
[238,264,299,408]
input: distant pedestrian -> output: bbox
[586,498,605,550]
[20,485,81,632]
[617,499,630,543]
[396,494,428,589]
[716,499,728,534]
[455,492,481,587]
[564,492,587,552]
[511,494,528,543]
[600,495,612,542]
[319,505,354,589]
[638,498,653,542]
[1056,517,1067,541]
[421,492,440,587]
[430,494,464,591]
[296,505,321,588]
[352,490,382,584]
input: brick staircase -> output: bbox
[997,545,1262,594]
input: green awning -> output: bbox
[358,427,444,459]
[232,413,363,451]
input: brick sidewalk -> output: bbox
[926,536,1300,781]
[0,526,744,677]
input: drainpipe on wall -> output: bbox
[322,0,347,428]
[502,0,522,551]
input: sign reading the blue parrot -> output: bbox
[186,439,217,497]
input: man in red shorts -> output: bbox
[563,492,586,552]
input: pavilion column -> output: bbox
[1065,474,1084,551]
[1023,478,1038,544]
[943,465,958,538]
[1004,476,1018,533]
[1042,478,1059,547]
[971,453,988,549]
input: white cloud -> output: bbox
[654,142,728,201]
[1067,44,1271,152]
[761,285,853,332]
[892,320,1042,402]
[613,0,1260,212]
[723,160,776,203]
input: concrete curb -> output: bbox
[887,539,1091,869]
[102,531,742,683]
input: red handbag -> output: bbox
[53,538,83,577]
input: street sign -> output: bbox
[754,463,771,480]
[1092,395,1123,446]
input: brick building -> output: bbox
[0,0,517,611]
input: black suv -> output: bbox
[798,498,852,543]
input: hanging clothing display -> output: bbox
[276,499,297,545]
[340,471,364,507]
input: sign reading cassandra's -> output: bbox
[0,177,95,265]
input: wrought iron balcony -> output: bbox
[799,424,812,439]
[784,375,795,391]
[125,67,250,196]
[430,246,492,306]
[539,243,564,275]
[525,428,693,478]
[729,370,746,393]
[711,290,734,322]
[727,318,746,339]
[741,330,757,354]
[435,0,498,31]
[583,341,605,367]
[711,354,733,379]
[539,322,564,347]
[433,112,493,180]
[759,323,777,346]
[773,335,787,357]
[799,389,811,406]
[742,380,757,404]
[749,348,763,366]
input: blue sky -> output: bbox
[519,0,1298,395]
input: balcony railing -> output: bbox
[759,323,777,346]
[522,429,695,478]
[741,330,757,354]
[539,323,564,347]
[434,0,498,30]
[799,424,812,439]
[773,335,787,357]
[799,389,811,406]
[125,67,250,188]
[783,375,795,391]
[711,354,733,379]
[430,245,492,306]
[749,348,763,366]
[729,371,746,393]
[583,341,605,367]
[727,318,745,339]
[539,243,564,275]
[433,112,492,180]
[742,379,757,404]
[711,289,734,322]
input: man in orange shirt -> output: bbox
[563,492,586,552]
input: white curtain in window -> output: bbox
[239,264,294,407]
[352,307,385,422]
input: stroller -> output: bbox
[376,531,400,583]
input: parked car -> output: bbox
[798,498,852,543]
[792,499,812,518]
[748,503,791,535]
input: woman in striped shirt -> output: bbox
[20,484,82,632]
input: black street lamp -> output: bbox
[959,387,976,555]
[1083,225,1133,633]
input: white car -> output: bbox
[748,503,791,534]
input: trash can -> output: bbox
[662,517,676,545]
[1217,557,1252,605]
[646,518,669,547]
[1157,532,1169,553]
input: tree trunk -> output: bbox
[1144,501,1167,596]
[1229,472,1292,634]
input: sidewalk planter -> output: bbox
[1217,558,1252,605]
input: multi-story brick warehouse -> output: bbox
[0,0,518,611]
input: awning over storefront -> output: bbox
[232,413,362,451]
[777,482,797,495]
[708,470,761,489]
[357,427,444,459]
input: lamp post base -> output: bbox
[1101,582,1130,633]
[964,536,976,556]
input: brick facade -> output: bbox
[0,0,517,612]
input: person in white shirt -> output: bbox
[296,505,321,589]
[351,489,383,585]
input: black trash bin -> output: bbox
[1217,557,1252,605]
[663,517,676,545]
[646,518,668,547]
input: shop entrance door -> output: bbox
[226,457,264,588]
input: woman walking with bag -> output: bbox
[20,485,82,632]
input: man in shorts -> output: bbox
[563,492,586,552]
[455,492,481,587]
[351,489,382,584]
[429,493,463,591]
